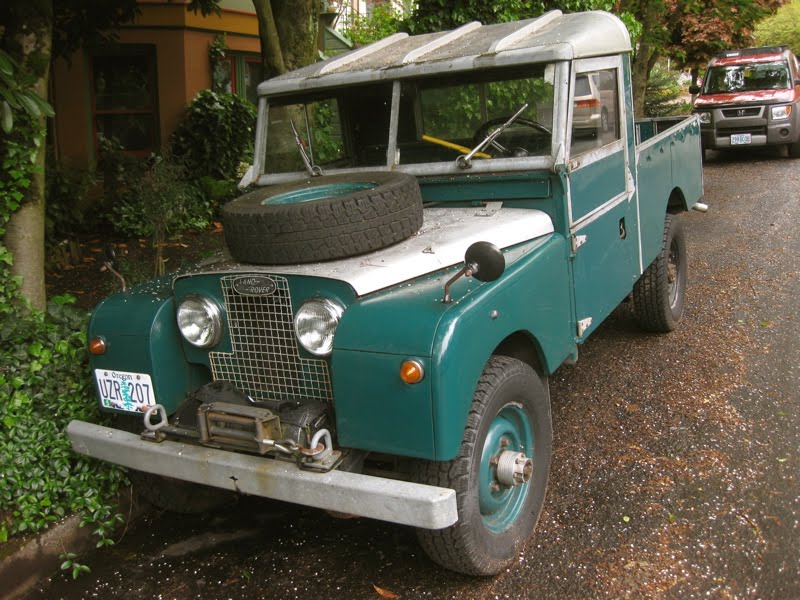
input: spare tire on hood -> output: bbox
[222,172,424,265]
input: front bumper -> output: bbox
[67,420,458,529]
[697,106,799,149]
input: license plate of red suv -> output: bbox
[731,133,751,145]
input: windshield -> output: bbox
[262,65,555,175]
[704,61,791,94]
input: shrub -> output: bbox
[170,90,257,181]
[45,160,96,239]
[341,2,407,46]
[645,63,690,117]
[0,58,123,557]
[0,296,126,544]
[105,155,212,275]
[45,158,98,268]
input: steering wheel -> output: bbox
[472,117,552,157]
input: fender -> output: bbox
[88,275,210,415]
[332,234,575,460]
[430,233,574,460]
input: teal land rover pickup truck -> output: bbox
[68,11,705,576]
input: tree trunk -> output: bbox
[2,1,53,312]
[627,0,667,118]
[631,41,660,117]
[272,0,318,72]
[252,0,318,81]
[253,0,286,80]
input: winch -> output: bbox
[139,381,340,471]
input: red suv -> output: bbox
[691,46,800,158]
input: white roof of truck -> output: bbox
[259,11,631,97]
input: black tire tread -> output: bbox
[222,172,423,265]
[415,356,551,576]
[633,214,686,332]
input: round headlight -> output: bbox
[698,111,711,124]
[177,295,222,348]
[294,298,344,356]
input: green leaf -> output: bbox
[622,515,631,523]
[29,93,54,118]
[0,52,13,76]
[1,101,12,134]
[17,93,41,118]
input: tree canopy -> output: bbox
[407,0,785,114]
[755,0,800,53]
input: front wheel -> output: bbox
[415,356,552,576]
[633,214,687,332]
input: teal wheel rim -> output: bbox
[478,403,534,533]
[263,182,376,205]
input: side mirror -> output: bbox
[442,241,506,303]
[688,85,701,95]
[465,241,505,282]
[101,243,127,292]
[103,244,119,270]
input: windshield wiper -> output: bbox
[290,119,323,177]
[456,103,529,169]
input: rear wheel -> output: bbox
[415,356,552,576]
[633,214,687,332]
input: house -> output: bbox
[51,0,355,168]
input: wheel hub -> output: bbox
[495,451,533,486]
[479,405,535,533]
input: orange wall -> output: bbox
[52,2,260,167]
[52,55,93,165]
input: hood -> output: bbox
[694,88,798,108]
[193,206,554,296]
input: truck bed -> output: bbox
[635,115,704,269]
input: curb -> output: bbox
[1,489,143,600]
[1,513,93,600]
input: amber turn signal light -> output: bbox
[88,337,107,355]
[400,359,425,384]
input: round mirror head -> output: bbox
[465,241,505,283]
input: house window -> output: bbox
[243,58,261,104]
[214,53,261,104]
[91,46,159,154]
[213,55,236,94]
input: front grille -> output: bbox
[721,107,762,118]
[209,275,333,403]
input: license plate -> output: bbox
[94,369,155,412]
[730,133,751,145]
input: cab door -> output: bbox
[567,56,640,340]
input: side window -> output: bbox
[571,68,620,157]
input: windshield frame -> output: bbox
[252,62,569,187]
